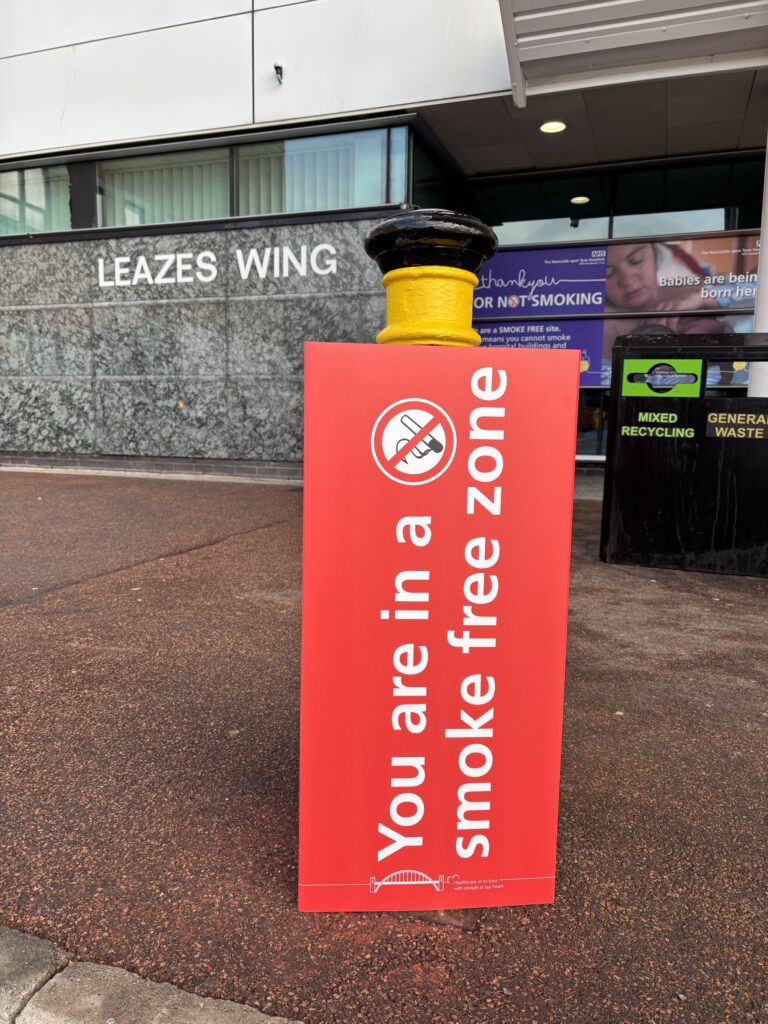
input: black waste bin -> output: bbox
[600,334,768,577]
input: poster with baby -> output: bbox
[475,233,759,386]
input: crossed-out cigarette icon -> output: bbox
[395,413,444,462]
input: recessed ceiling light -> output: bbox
[570,195,590,205]
[540,120,566,134]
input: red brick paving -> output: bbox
[1,471,766,1023]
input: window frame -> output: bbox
[467,150,764,243]
[0,115,416,243]
[0,164,72,235]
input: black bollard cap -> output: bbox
[365,208,498,276]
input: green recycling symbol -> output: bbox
[622,358,703,398]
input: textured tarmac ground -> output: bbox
[1,470,766,1024]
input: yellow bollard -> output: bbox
[364,209,498,347]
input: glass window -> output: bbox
[611,160,761,235]
[412,137,454,210]
[466,156,762,244]
[470,173,611,244]
[612,208,726,238]
[0,166,70,235]
[495,216,610,245]
[238,129,389,215]
[727,160,763,228]
[388,126,408,205]
[97,149,229,227]
[577,389,608,456]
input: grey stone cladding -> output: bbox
[0,218,386,461]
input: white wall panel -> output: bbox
[253,0,317,8]
[0,17,253,158]
[0,0,248,58]
[252,0,510,124]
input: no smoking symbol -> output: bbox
[371,398,457,485]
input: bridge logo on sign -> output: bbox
[371,398,456,485]
[369,870,446,894]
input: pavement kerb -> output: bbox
[0,929,67,1024]
[0,928,303,1024]
[0,466,303,486]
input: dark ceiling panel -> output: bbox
[667,121,744,155]
[457,142,535,174]
[417,64,765,176]
[594,128,668,163]
[583,80,666,131]
[667,71,754,127]
[740,69,768,148]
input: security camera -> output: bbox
[570,216,579,229]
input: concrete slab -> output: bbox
[0,927,68,1024]
[16,963,302,1024]
[573,470,604,500]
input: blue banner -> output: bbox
[474,235,760,386]
[474,246,607,318]
[476,319,604,387]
